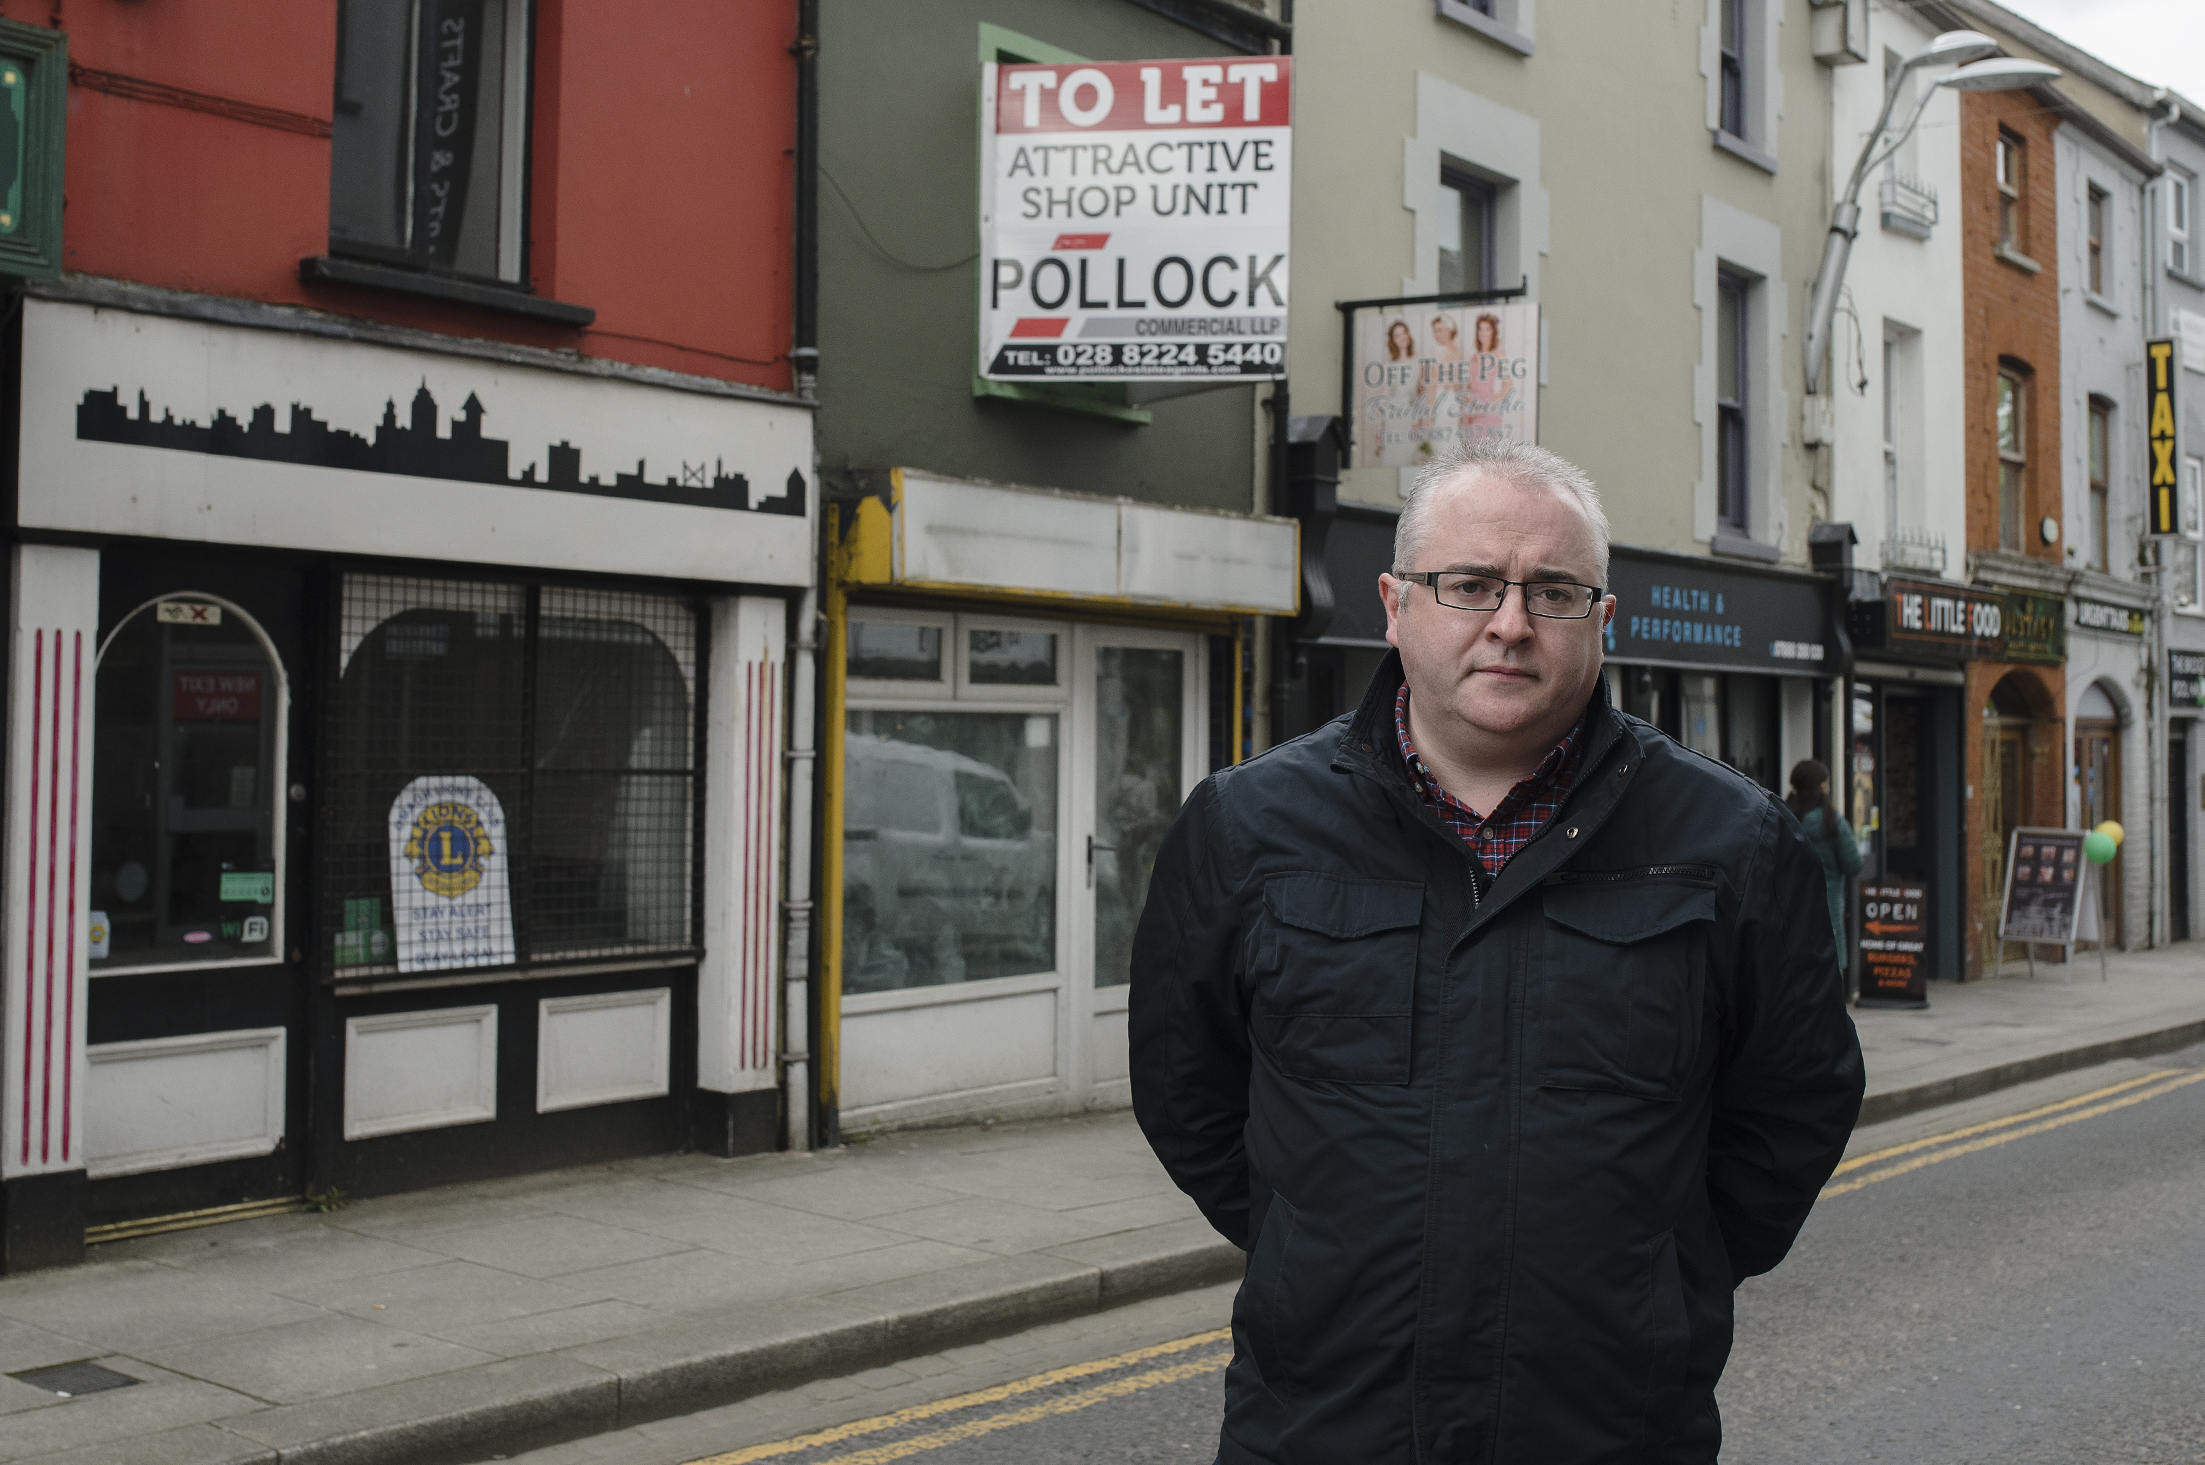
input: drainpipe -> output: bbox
[782,589,818,1150]
[791,0,819,396]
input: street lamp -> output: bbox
[1803,34,2063,394]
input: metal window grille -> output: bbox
[325,574,702,977]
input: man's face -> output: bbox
[1379,471,1616,748]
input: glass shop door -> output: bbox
[1071,626,1206,1105]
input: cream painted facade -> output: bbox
[1822,3,1969,581]
[1284,0,1838,566]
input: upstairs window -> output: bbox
[2172,172,2193,275]
[2088,397,2111,572]
[1996,129,2026,255]
[2087,184,2107,294]
[1996,369,2027,551]
[1437,168,1496,295]
[330,0,532,283]
[1718,0,1746,138]
[1716,271,1750,535]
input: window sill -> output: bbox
[1711,529,1782,563]
[1711,130,1778,175]
[2085,290,2122,319]
[1993,244,2042,275]
[1435,0,1534,56]
[972,375,1153,425]
[329,950,698,995]
[1880,211,1934,242]
[300,255,596,328]
[2167,263,2205,291]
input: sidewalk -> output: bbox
[4,946,2201,1465]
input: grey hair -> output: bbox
[1391,438,1611,606]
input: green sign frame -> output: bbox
[0,18,64,281]
[1999,591,2066,666]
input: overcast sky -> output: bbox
[1994,0,2205,107]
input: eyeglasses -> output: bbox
[1398,572,1606,619]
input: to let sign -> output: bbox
[174,671,260,721]
[2148,339,2179,536]
[1857,878,1929,1008]
[980,57,1292,382]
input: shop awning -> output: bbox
[835,468,1299,617]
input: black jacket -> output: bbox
[1130,655,1863,1464]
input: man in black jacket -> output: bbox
[1130,438,1863,1464]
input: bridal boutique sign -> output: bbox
[388,775,515,974]
[1352,301,1539,468]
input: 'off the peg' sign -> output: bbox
[980,57,1292,382]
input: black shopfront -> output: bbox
[1842,576,2004,986]
[1599,547,1840,794]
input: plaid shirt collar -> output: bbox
[1393,680,1590,877]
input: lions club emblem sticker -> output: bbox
[386,775,515,974]
[404,800,493,898]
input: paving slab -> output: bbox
[0,940,2198,1465]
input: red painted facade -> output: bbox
[7,0,797,390]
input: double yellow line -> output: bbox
[1824,1066,2205,1198]
[688,1327,1231,1465]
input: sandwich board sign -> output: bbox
[979,57,1292,382]
[1997,828,2084,945]
[1857,878,1929,1009]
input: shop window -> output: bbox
[324,576,699,975]
[2088,398,2112,572]
[1996,129,2027,257]
[1716,270,1750,535]
[330,0,532,283]
[92,599,284,972]
[1996,368,2028,551]
[2087,184,2108,296]
[1437,168,1496,296]
[842,612,1066,995]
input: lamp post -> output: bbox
[1803,36,2063,395]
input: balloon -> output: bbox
[2083,830,2117,865]
[2094,819,2125,848]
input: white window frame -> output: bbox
[1703,0,1781,173]
[845,607,955,703]
[92,593,291,979]
[1435,0,1535,56]
[954,613,1072,702]
[2171,170,2195,277]
[1696,197,1786,558]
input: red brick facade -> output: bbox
[1960,88,2066,976]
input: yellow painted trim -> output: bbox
[818,573,850,1124]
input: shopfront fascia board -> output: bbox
[833,468,1299,619]
[15,301,815,588]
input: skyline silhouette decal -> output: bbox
[76,381,805,517]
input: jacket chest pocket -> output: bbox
[1532,871,1715,1100]
[1252,873,1422,1085]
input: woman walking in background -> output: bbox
[1789,759,1861,989]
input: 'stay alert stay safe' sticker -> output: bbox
[387,775,514,974]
